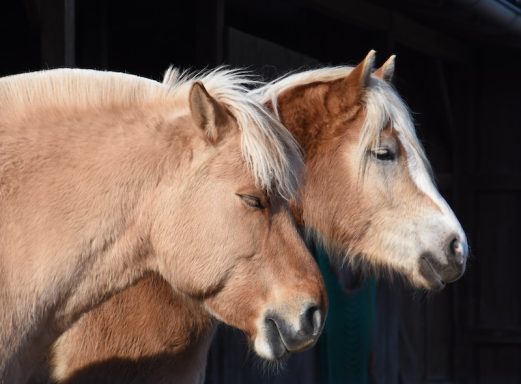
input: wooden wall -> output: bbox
[1,0,520,382]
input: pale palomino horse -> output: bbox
[46,51,468,383]
[0,68,328,383]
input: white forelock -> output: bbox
[163,66,303,200]
[251,66,431,178]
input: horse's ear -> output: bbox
[189,82,230,143]
[374,55,396,83]
[325,50,376,114]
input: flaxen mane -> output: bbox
[0,67,302,199]
[252,67,431,178]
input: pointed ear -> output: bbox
[374,55,396,82]
[325,50,376,115]
[189,82,230,143]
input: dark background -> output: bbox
[2,0,521,383]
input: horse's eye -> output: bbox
[237,194,265,209]
[371,147,396,161]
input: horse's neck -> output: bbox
[145,282,217,384]
[51,274,216,384]
[164,322,216,384]
[0,105,177,377]
[0,178,153,383]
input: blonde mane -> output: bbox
[0,69,164,113]
[162,67,302,199]
[252,66,431,178]
[0,68,302,199]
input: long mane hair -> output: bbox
[0,67,303,199]
[251,66,431,179]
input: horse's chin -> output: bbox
[418,275,447,291]
[414,250,466,291]
[253,325,290,361]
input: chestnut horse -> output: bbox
[46,51,468,383]
[0,68,328,383]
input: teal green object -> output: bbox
[317,245,377,384]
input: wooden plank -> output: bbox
[476,56,521,174]
[307,0,390,31]
[478,345,521,383]
[307,0,473,62]
[467,47,521,384]
[472,328,521,345]
[449,64,478,384]
[392,13,473,64]
[0,0,41,75]
[425,289,452,380]
[64,0,75,67]
[373,281,400,384]
[195,0,224,66]
[439,173,521,192]
[34,0,76,67]
[226,28,320,77]
[75,0,108,69]
[475,192,521,327]
[469,173,521,191]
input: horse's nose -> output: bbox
[265,302,325,353]
[449,236,467,266]
[300,304,323,338]
[442,234,468,282]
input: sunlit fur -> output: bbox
[254,66,429,180]
[1,67,302,200]
[44,55,468,384]
[0,68,325,383]
[254,61,467,287]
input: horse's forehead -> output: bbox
[209,141,256,180]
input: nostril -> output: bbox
[449,237,465,265]
[302,305,322,336]
[312,308,322,336]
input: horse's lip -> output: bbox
[264,318,290,360]
[420,255,446,291]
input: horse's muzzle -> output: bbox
[419,234,468,290]
[262,304,324,359]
